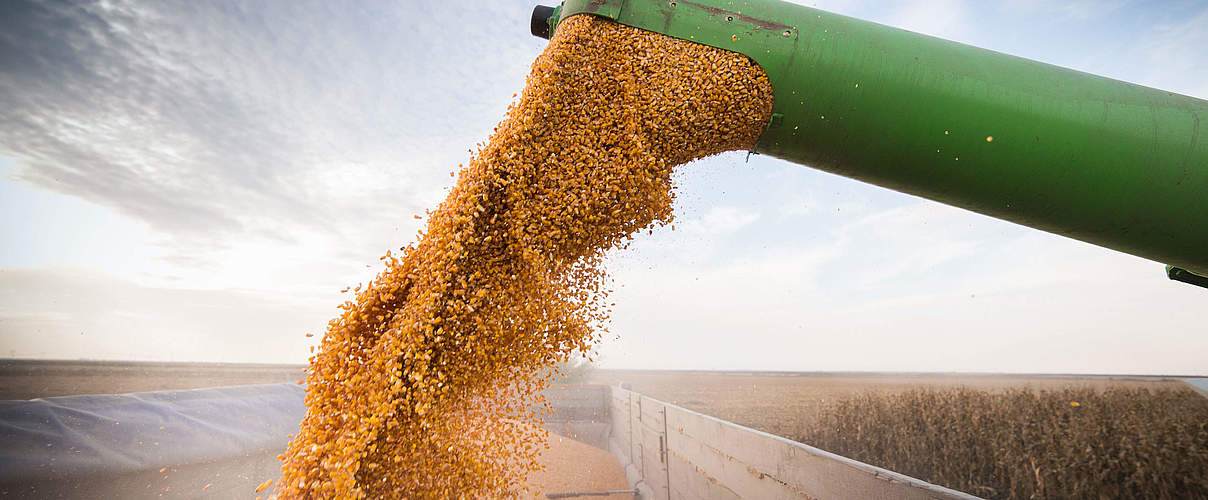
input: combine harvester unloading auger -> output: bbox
[3,3,1205,500]
[533,0,1208,289]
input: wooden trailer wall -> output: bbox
[2,382,981,499]
[605,385,981,500]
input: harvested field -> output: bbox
[587,370,1207,499]
[0,359,304,400]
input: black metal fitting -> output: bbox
[531,5,556,39]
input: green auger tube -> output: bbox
[531,0,1208,289]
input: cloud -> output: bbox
[1128,6,1208,98]
[598,228,1208,375]
[1000,0,1131,20]
[884,0,974,41]
[0,0,544,266]
[783,0,978,42]
[0,267,333,362]
[779,196,816,218]
[830,202,984,287]
[683,206,760,236]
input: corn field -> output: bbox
[796,387,1208,499]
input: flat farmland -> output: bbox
[0,359,305,400]
[6,361,1204,497]
[4,359,1186,419]
[585,369,1186,439]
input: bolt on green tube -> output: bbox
[532,0,1208,287]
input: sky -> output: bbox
[1,0,1206,374]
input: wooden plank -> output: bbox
[638,395,665,428]
[607,386,653,498]
[666,408,809,500]
[664,405,979,500]
[635,394,669,498]
[667,451,741,500]
[543,386,609,403]
[540,385,611,422]
[629,391,642,480]
[637,425,666,495]
[636,423,664,484]
[609,390,630,436]
[608,400,630,463]
[606,387,978,500]
[634,398,668,500]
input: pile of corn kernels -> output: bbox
[278,15,773,498]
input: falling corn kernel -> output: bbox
[279,15,773,499]
[254,479,272,493]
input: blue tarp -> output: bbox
[1185,379,1208,399]
[0,383,305,483]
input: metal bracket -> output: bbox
[1167,265,1208,290]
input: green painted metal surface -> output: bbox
[541,0,1208,277]
[1168,266,1208,290]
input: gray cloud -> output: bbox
[0,0,544,259]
